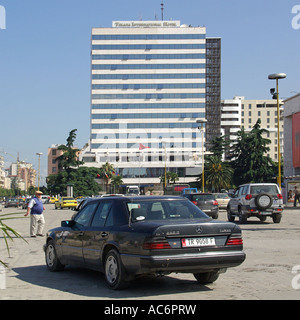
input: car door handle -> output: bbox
[101,232,108,238]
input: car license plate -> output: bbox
[182,237,216,247]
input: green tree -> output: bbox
[208,135,230,160]
[230,119,277,185]
[47,167,103,196]
[56,129,83,172]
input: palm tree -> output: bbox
[100,162,115,193]
[0,212,27,267]
[203,156,233,192]
[111,175,124,193]
[169,172,179,184]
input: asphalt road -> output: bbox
[0,203,300,300]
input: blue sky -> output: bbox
[0,0,299,185]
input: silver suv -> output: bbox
[227,183,283,223]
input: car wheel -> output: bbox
[193,271,219,284]
[104,249,129,290]
[255,193,273,210]
[259,216,267,222]
[45,240,65,272]
[272,213,282,224]
[227,206,235,222]
[238,207,247,224]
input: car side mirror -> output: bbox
[61,220,76,228]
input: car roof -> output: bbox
[85,195,185,202]
[189,193,213,195]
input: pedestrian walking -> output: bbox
[24,190,45,237]
[294,186,300,207]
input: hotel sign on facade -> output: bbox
[112,21,181,28]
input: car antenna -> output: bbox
[128,197,133,228]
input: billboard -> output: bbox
[293,112,300,168]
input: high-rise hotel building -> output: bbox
[85,20,216,189]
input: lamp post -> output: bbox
[196,119,207,192]
[268,73,286,191]
[36,152,43,191]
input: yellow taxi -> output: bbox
[54,197,77,209]
[49,197,59,204]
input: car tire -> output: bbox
[45,240,65,272]
[193,271,219,284]
[259,216,267,222]
[227,206,235,222]
[104,249,129,290]
[255,193,273,210]
[272,213,282,224]
[238,207,247,224]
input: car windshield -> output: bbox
[127,199,208,222]
[192,194,215,201]
[250,185,279,195]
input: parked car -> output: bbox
[182,193,219,219]
[54,197,77,210]
[41,195,50,204]
[22,198,31,209]
[213,193,231,209]
[227,183,284,223]
[4,198,19,208]
[44,196,245,289]
[72,197,92,211]
[49,197,58,204]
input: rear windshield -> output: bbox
[215,193,230,199]
[250,185,279,195]
[127,199,208,222]
[63,198,75,201]
[192,194,215,201]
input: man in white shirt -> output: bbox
[24,190,45,237]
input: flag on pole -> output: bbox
[139,143,150,150]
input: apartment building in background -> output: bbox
[47,145,64,175]
[221,96,284,162]
[7,161,36,191]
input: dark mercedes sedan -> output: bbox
[44,196,245,290]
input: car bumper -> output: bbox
[244,205,283,216]
[61,204,77,208]
[121,250,246,276]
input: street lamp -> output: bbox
[196,119,207,192]
[36,152,43,191]
[268,73,286,190]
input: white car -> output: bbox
[227,183,283,223]
[213,193,231,209]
